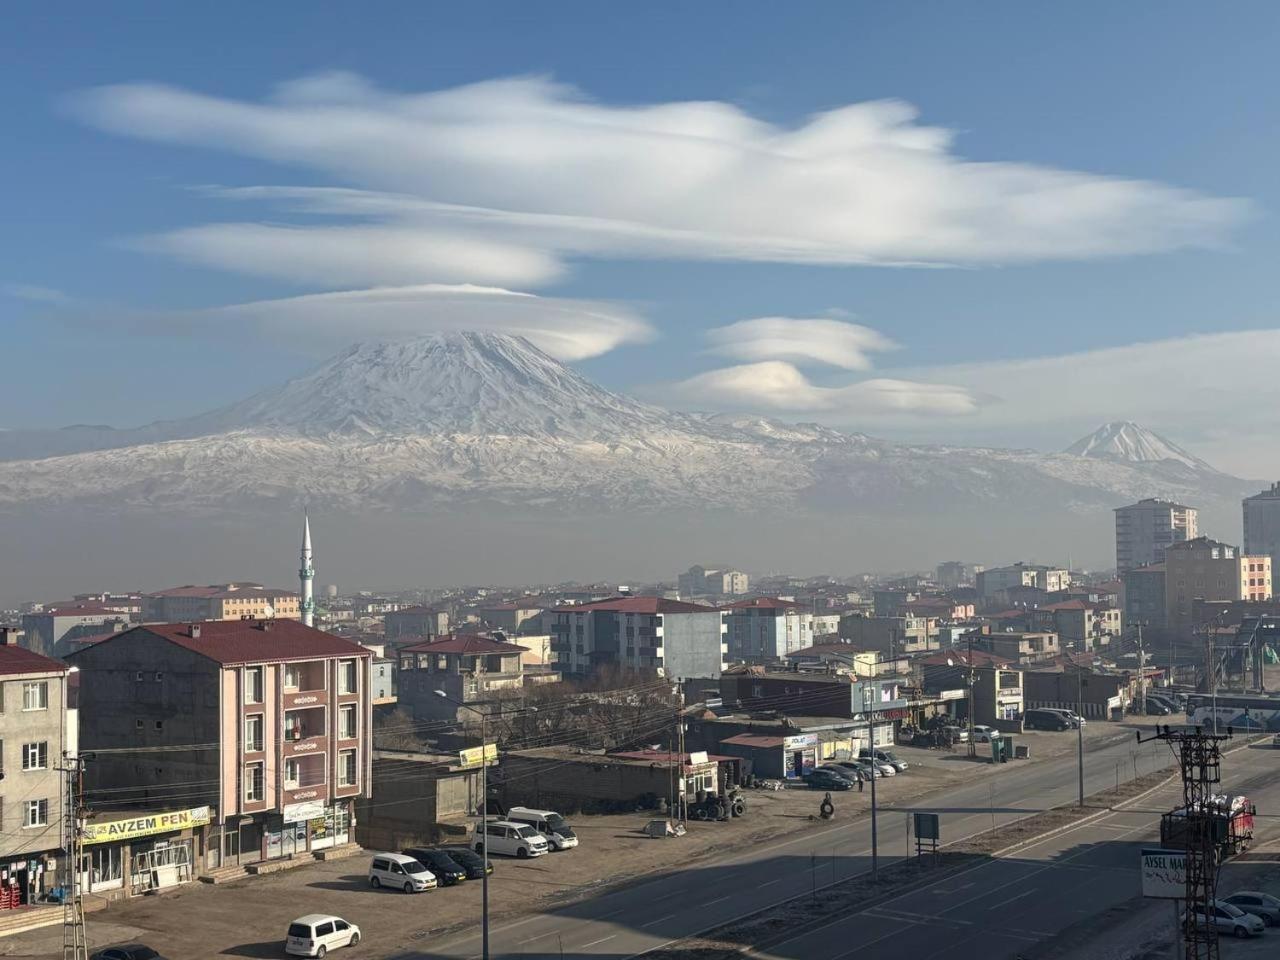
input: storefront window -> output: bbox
[83,845,124,891]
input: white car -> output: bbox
[1182,900,1266,938]
[368,852,437,893]
[506,807,579,850]
[972,725,1000,743]
[286,915,361,958]
[476,819,550,858]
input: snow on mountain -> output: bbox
[0,334,1252,522]
[1064,421,1216,471]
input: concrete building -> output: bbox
[1164,537,1272,631]
[677,566,748,598]
[722,598,814,661]
[920,662,1024,730]
[20,603,130,659]
[1114,499,1197,573]
[838,615,939,655]
[1123,564,1167,629]
[476,601,544,632]
[973,631,1060,664]
[69,619,372,875]
[143,584,300,624]
[395,634,526,721]
[0,641,72,905]
[936,562,979,589]
[550,597,727,680]
[1243,482,1280,576]
[976,564,1071,604]
[1039,600,1123,651]
[383,606,450,641]
[355,748,484,851]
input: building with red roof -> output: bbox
[21,603,132,659]
[69,619,372,877]
[550,596,726,680]
[396,632,529,722]
[143,582,300,624]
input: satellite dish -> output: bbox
[264,604,276,619]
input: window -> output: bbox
[155,672,164,682]
[316,922,334,937]
[22,682,48,711]
[338,659,357,695]
[135,719,144,730]
[22,742,47,771]
[244,714,263,752]
[244,667,263,704]
[339,704,357,739]
[284,758,300,789]
[154,720,163,731]
[245,762,264,803]
[283,664,301,690]
[338,749,357,787]
[24,799,47,828]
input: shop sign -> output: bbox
[1141,848,1185,899]
[458,743,498,768]
[83,806,211,845]
[782,733,819,750]
[283,800,326,823]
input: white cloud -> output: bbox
[666,360,979,417]
[706,316,896,370]
[5,284,71,304]
[71,73,1249,286]
[204,284,652,360]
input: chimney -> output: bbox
[260,620,273,632]
[0,627,20,646]
[189,623,201,639]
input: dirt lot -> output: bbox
[0,724,1139,959]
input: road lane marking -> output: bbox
[988,887,1036,910]
[518,932,554,945]
[759,877,785,888]
[579,935,617,949]
[703,895,732,906]
[640,914,677,928]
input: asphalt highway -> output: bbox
[410,729,1200,960]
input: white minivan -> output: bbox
[285,914,361,957]
[368,852,437,893]
[506,807,579,850]
[474,819,550,858]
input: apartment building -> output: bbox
[722,598,814,661]
[551,597,727,680]
[70,619,372,880]
[383,606,450,641]
[838,614,940,655]
[1122,563,1167,629]
[1243,482,1280,575]
[976,564,1070,604]
[144,583,301,623]
[677,566,749,598]
[0,640,72,905]
[1039,600,1123,651]
[973,630,1060,665]
[1164,537,1272,631]
[395,633,526,721]
[1114,499,1197,572]
[20,603,131,658]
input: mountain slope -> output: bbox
[1064,421,1215,471]
[0,334,1252,525]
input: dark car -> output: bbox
[439,845,494,879]
[403,847,468,885]
[92,947,166,960]
[1024,708,1071,731]
[828,760,868,781]
[807,769,853,791]
[817,763,860,781]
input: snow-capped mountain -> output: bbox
[1064,421,1216,471]
[0,333,1252,528]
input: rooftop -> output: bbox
[0,644,68,677]
[553,596,716,615]
[399,633,526,656]
[70,619,371,667]
[149,583,297,600]
[722,597,801,611]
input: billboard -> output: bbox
[83,806,211,846]
[1140,848,1186,899]
[459,743,499,768]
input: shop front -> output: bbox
[0,852,58,909]
[80,805,211,900]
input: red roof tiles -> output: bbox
[399,633,526,655]
[0,644,68,676]
[74,620,370,666]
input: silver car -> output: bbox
[1223,892,1280,927]
[1183,900,1266,938]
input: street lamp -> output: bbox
[860,680,878,881]
[435,690,495,960]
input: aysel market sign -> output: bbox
[82,806,212,846]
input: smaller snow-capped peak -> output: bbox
[1064,421,1215,470]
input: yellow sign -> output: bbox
[82,806,212,846]
[458,743,498,768]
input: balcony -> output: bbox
[283,705,326,756]
[284,753,327,792]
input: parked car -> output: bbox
[92,947,167,960]
[807,768,854,791]
[1272,733,1280,749]
[852,757,894,778]
[1145,701,1173,716]
[817,763,859,780]
[368,852,437,893]
[1182,900,1265,938]
[942,726,970,743]
[1145,695,1178,713]
[1223,891,1280,926]
[859,748,908,772]
[1042,708,1085,727]
[403,848,468,885]
[828,761,869,781]
[285,915,361,958]
[476,819,550,858]
[506,806,580,850]
[1024,708,1071,731]
[439,845,493,879]
[971,725,1000,743]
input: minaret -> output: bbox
[300,512,315,627]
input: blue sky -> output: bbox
[5,2,1280,472]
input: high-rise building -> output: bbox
[1243,483,1280,575]
[1114,499,1197,572]
[1163,536,1271,631]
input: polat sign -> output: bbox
[1140,848,1186,899]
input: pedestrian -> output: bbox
[857,770,864,793]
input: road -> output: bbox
[411,729,1204,960]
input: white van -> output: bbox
[368,852,437,893]
[474,819,550,858]
[285,914,361,957]
[506,807,579,850]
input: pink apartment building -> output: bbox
[69,619,372,894]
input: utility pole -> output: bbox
[966,633,977,759]
[1076,668,1085,807]
[864,681,878,881]
[1137,724,1232,960]
[60,754,88,960]
[676,686,687,829]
